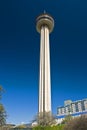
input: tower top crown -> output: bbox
[36,13,54,33]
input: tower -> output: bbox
[36,12,54,114]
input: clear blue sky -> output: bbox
[0,0,87,125]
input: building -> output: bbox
[56,98,87,124]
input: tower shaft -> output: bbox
[39,25,51,113]
[36,13,54,115]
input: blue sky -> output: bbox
[0,0,87,125]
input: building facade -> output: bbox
[57,98,87,124]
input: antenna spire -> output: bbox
[44,10,46,14]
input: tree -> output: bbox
[64,115,87,130]
[15,124,26,128]
[0,104,7,126]
[0,86,4,100]
[61,114,72,124]
[35,112,57,126]
[0,86,7,126]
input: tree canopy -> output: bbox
[0,86,7,126]
[0,104,7,126]
[0,86,4,100]
[64,115,87,130]
[35,112,57,126]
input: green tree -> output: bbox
[0,104,7,126]
[0,86,4,100]
[61,114,72,124]
[15,124,26,128]
[35,112,57,127]
[0,86,7,126]
[64,115,87,130]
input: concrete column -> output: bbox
[36,13,54,115]
[39,25,51,113]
